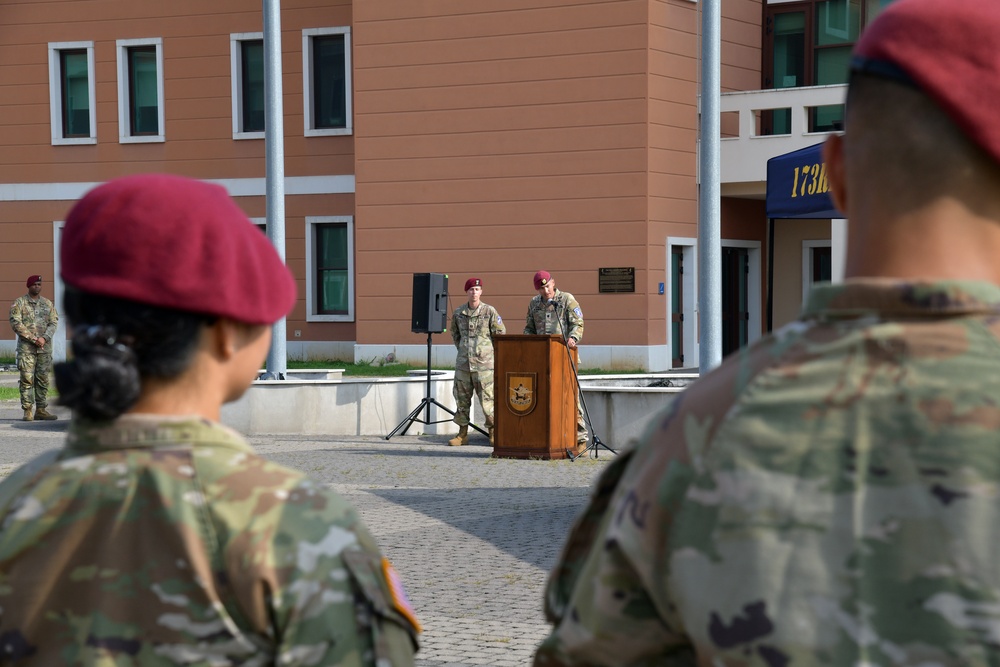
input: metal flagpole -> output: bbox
[698,0,722,372]
[262,0,288,379]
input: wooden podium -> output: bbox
[493,334,579,459]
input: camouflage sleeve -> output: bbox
[451,309,461,348]
[270,508,420,666]
[202,452,420,665]
[491,306,506,337]
[248,481,419,667]
[534,446,692,666]
[0,449,61,513]
[43,300,58,341]
[565,295,584,343]
[9,299,30,340]
[524,300,537,335]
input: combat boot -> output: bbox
[448,425,468,447]
[34,407,57,421]
[21,407,33,422]
[489,427,495,446]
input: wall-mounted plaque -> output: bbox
[598,267,635,293]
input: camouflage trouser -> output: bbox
[17,343,51,410]
[576,400,587,442]
[453,369,495,427]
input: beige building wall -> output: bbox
[354,0,763,369]
[0,0,357,352]
[1,0,768,368]
[772,218,831,328]
[353,0,652,352]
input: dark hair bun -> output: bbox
[55,325,140,420]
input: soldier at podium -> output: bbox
[449,277,505,446]
[523,270,587,447]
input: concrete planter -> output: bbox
[578,374,696,450]
[221,371,697,446]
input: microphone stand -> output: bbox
[549,298,616,460]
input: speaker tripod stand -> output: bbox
[385,332,488,440]
[565,343,616,460]
[545,301,615,460]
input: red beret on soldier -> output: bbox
[851,0,1000,165]
[61,174,296,325]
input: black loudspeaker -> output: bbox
[411,273,449,333]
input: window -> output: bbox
[116,38,164,143]
[302,28,352,136]
[763,0,897,134]
[306,217,354,321]
[231,33,265,139]
[802,240,833,303]
[48,42,96,145]
[720,240,763,357]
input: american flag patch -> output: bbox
[382,557,422,632]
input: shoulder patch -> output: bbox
[496,315,502,324]
[382,557,422,633]
[573,307,582,317]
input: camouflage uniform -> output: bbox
[524,290,586,439]
[536,280,1000,666]
[524,289,584,343]
[451,302,505,427]
[0,414,420,665]
[8,294,58,411]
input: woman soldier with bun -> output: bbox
[0,174,419,664]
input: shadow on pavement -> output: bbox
[331,447,492,459]
[9,421,69,433]
[368,486,586,569]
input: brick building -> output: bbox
[0,0,892,370]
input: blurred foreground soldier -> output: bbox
[449,277,505,446]
[535,0,1000,664]
[524,270,587,446]
[9,274,59,421]
[0,174,419,664]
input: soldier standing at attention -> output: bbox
[524,270,586,447]
[0,174,419,664]
[9,274,59,421]
[449,277,505,446]
[534,0,1000,664]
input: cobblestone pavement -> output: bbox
[0,400,613,666]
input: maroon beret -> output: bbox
[464,277,482,292]
[26,275,42,287]
[852,0,1000,164]
[533,270,551,290]
[61,174,296,325]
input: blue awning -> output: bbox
[765,142,843,219]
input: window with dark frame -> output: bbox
[59,49,90,138]
[762,0,898,135]
[241,40,265,133]
[812,246,833,283]
[315,223,350,315]
[127,45,158,136]
[721,247,750,357]
[311,35,347,130]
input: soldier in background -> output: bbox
[534,0,1000,664]
[449,277,505,446]
[0,174,419,664]
[9,274,59,421]
[524,270,586,447]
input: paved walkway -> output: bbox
[0,400,613,666]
